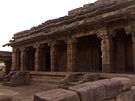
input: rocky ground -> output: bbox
[0,79,59,101]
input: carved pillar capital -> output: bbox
[20,48,27,53]
[13,48,17,53]
[48,41,58,48]
[33,44,41,49]
[125,24,135,36]
[65,38,78,45]
[97,29,115,39]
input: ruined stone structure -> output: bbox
[6,0,135,73]
[0,51,12,74]
[34,77,134,101]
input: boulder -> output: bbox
[34,89,80,101]
[116,90,135,101]
[94,79,123,99]
[111,77,132,91]
[69,81,106,101]
[60,73,77,85]
[80,73,100,83]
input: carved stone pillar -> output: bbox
[132,33,135,72]
[66,39,77,72]
[12,48,17,71]
[34,46,41,71]
[20,48,27,71]
[100,33,113,73]
[50,42,57,72]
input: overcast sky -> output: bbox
[0,0,96,51]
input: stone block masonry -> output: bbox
[34,77,135,101]
[7,0,135,74]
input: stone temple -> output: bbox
[5,0,135,74]
[1,0,135,101]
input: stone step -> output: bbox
[3,82,12,87]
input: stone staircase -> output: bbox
[3,71,30,87]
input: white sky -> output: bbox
[0,0,96,52]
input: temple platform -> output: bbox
[30,71,135,83]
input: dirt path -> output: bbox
[0,80,59,101]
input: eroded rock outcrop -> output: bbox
[34,77,135,101]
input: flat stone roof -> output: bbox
[6,0,135,46]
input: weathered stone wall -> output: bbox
[34,77,135,101]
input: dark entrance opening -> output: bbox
[26,47,35,71]
[76,35,102,72]
[40,44,51,71]
[56,41,67,72]
[113,29,134,73]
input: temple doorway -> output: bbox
[113,29,134,73]
[56,41,67,72]
[25,47,35,71]
[76,35,102,72]
[40,44,51,71]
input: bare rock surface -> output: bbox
[111,77,132,91]
[0,95,12,101]
[116,90,135,101]
[80,73,100,83]
[0,78,59,101]
[34,89,80,101]
[69,81,106,101]
[94,79,123,98]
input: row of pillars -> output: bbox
[12,32,135,73]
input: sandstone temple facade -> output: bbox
[6,0,135,73]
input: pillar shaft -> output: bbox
[67,39,77,72]
[50,44,57,71]
[101,35,113,73]
[12,48,17,71]
[35,47,41,71]
[132,33,135,72]
[20,48,26,71]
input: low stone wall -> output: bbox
[34,77,135,101]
